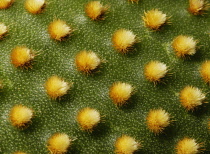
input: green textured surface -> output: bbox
[0,0,210,153]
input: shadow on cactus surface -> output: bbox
[0,0,210,153]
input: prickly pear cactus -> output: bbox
[1,0,210,153]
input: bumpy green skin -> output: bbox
[0,0,210,153]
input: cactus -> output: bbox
[0,0,210,153]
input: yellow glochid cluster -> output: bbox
[77,107,100,131]
[45,75,70,99]
[175,138,200,154]
[115,135,141,154]
[146,109,170,134]
[9,105,33,128]
[144,61,168,83]
[109,82,133,106]
[85,1,108,20]
[200,60,210,83]
[47,133,71,154]
[25,0,46,14]
[172,35,197,57]
[75,50,101,74]
[10,46,35,68]
[188,0,209,15]
[0,23,8,39]
[179,86,206,111]
[142,9,168,30]
[0,0,14,9]
[48,19,72,41]
[112,29,137,53]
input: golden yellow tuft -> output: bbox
[115,135,140,154]
[146,109,170,134]
[0,0,14,9]
[176,138,200,154]
[25,0,46,14]
[48,19,72,41]
[0,23,7,39]
[142,9,167,30]
[180,86,206,110]
[109,82,133,106]
[48,133,71,154]
[77,107,100,131]
[11,46,35,68]
[189,0,209,15]
[200,60,210,83]
[144,61,168,83]
[13,152,27,154]
[45,76,70,99]
[75,50,101,73]
[85,1,108,20]
[172,35,197,57]
[9,105,33,128]
[112,29,137,53]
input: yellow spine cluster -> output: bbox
[180,86,206,110]
[25,0,46,14]
[146,109,170,134]
[0,0,14,9]
[172,35,197,57]
[115,135,140,154]
[112,29,137,53]
[45,76,70,99]
[75,50,101,73]
[9,105,33,128]
[109,82,133,106]
[189,0,209,15]
[48,133,71,154]
[176,138,200,154]
[85,1,108,20]
[142,9,167,30]
[48,19,72,41]
[77,107,100,131]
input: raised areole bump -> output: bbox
[0,0,14,9]
[189,0,209,15]
[45,75,70,99]
[146,109,170,134]
[172,35,197,57]
[25,0,46,14]
[48,19,72,41]
[180,86,206,111]
[0,23,8,39]
[47,133,71,154]
[9,105,33,128]
[85,1,108,20]
[75,50,101,73]
[176,138,201,154]
[200,60,210,83]
[115,135,141,154]
[77,107,100,131]
[144,61,168,83]
[10,46,35,68]
[142,9,168,30]
[109,82,133,106]
[112,29,137,53]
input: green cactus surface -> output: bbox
[1,0,210,153]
